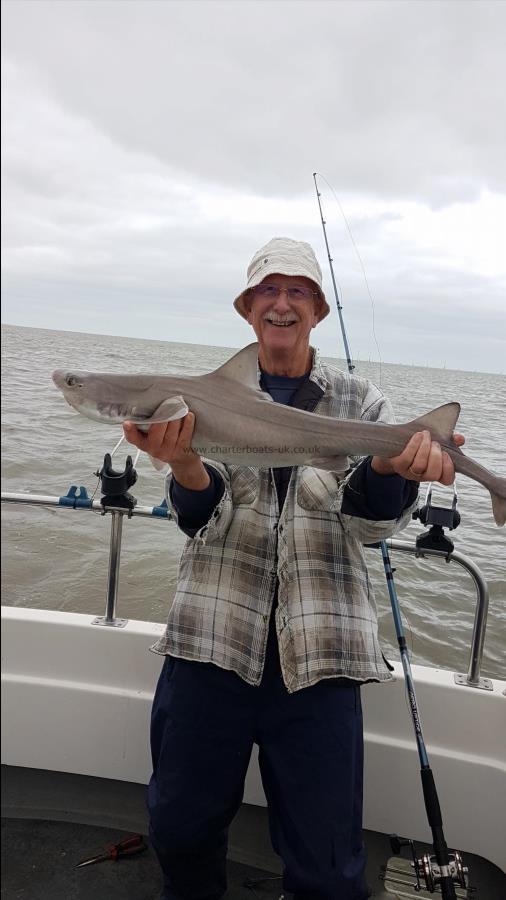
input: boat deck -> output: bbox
[2,817,283,900]
[1,766,390,899]
[2,759,506,900]
[4,814,506,900]
[3,763,506,900]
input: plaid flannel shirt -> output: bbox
[151,349,417,693]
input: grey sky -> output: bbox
[2,0,505,372]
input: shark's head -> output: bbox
[52,369,189,427]
[52,369,88,406]
[51,369,129,423]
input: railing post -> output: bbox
[92,510,128,628]
[450,552,492,691]
[386,540,493,691]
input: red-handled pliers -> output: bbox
[75,833,147,868]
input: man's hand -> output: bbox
[123,412,210,490]
[371,430,465,485]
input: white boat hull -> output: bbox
[2,606,505,874]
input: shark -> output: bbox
[52,342,506,526]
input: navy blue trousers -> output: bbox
[148,625,368,900]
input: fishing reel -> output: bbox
[413,482,460,557]
[418,849,468,893]
[96,453,138,512]
[381,835,472,897]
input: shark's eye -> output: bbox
[65,374,81,388]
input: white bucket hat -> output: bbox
[233,237,330,322]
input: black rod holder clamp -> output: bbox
[413,482,461,558]
[96,453,138,512]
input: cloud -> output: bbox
[1,1,505,373]
[2,1,506,203]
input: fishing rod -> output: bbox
[379,545,465,898]
[313,174,354,373]
[313,172,465,898]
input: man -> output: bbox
[124,237,463,900]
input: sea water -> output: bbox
[1,323,505,679]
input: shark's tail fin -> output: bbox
[490,478,506,526]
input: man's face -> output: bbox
[244,274,322,355]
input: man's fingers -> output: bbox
[440,451,455,486]
[422,441,443,481]
[123,420,178,456]
[141,422,170,458]
[124,414,196,465]
[392,430,423,468]
[177,412,196,451]
[385,428,462,484]
[123,422,149,449]
[151,422,175,440]
[404,430,431,476]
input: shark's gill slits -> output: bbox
[96,402,130,419]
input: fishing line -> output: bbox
[109,431,140,468]
[314,172,383,384]
[111,433,126,457]
[88,432,140,512]
[90,478,101,504]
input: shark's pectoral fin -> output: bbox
[410,402,461,442]
[134,398,187,473]
[136,396,189,432]
[148,456,170,474]
[310,455,349,474]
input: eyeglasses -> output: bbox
[251,283,317,301]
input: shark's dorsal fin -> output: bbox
[410,402,461,441]
[210,342,262,391]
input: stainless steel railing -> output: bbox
[1,491,493,689]
[385,539,492,691]
[1,490,171,629]
[0,491,169,518]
